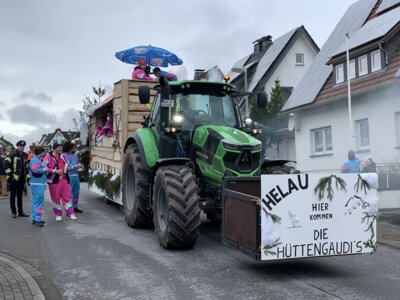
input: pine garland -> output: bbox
[88,170,121,200]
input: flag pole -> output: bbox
[346,33,354,149]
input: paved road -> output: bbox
[1,185,400,299]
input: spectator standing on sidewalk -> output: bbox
[43,140,77,222]
[341,150,361,173]
[3,140,30,218]
[0,148,8,197]
[29,145,48,227]
[360,156,377,173]
[61,141,83,213]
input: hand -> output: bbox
[56,169,63,175]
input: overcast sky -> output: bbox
[0,0,355,147]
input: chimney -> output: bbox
[253,35,273,54]
[193,69,207,80]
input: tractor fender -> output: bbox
[124,130,159,171]
[261,159,296,169]
[260,159,298,174]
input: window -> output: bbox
[349,59,356,79]
[281,86,293,103]
[395,112,400,147]
[295,53,304,65]
[335,64,344,84]
[311,126,333,154]
[355,119,370,150]
[371,50,382,72]
[358,55,368,76]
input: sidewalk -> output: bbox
[0,193,61,300]
[377,208,400,250]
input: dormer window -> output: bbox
[358,55,368,76]
[335,64,344,84]
[371,50,382,72]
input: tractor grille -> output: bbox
[224,149,260,173]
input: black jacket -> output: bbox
[3,150,29,182]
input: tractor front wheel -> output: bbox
[153,165,201,249]
[122,144,153,228]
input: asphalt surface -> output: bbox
[0,185,400,300]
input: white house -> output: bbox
[229,26,319,160]
[282,0,400,208]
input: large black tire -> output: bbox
[122,144,153,228]
[153,165,201,249]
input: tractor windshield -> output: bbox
[174,93,238,127]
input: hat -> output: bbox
[16,140,26,147]
[52,140,63,149]
[138,59,146,66]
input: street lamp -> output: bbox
[231,66,249,118]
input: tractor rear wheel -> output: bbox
[122,144,153,228]
[153,165,201,249]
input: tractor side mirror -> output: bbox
[138,86,150,104]
[257,91,267,108]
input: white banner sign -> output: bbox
[261,174,378,261]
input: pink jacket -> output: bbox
[43,152,67,183]
[132,68,153,81]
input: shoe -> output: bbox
[74,208,83,213]
[70,214,77,221]
[11,213,17,218]
[55,216,62,222]
[32,220,46,225]
[18,212,29,217]
[33,221,44,227]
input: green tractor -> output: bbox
[122,77,285,249]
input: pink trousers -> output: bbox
[48,179,74,217]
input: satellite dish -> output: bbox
[288,113,296,131]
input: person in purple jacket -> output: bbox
[153,67,177,81]
[61,141,83,213]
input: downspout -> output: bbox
[378,41,388,65]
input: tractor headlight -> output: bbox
[252,142,262,151]
[172,114,183,124]
[222,140,240,151]
[245,118,252,126]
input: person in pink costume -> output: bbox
[95,111,113,143]
[132,59,153,81]
[43,140,77,221]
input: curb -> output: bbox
[0,252,45,300]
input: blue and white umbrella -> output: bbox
[115,45,183,67]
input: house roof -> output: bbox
[330,5,400,58]
[377,0,400,13]
[282,0,377,111]
[315,45,400,105]
[229,26,319,93]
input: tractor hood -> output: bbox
[192,125,262,186]
[192,125,261,150]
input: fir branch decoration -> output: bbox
[263,238,282,257]
[354,174,370,194]
[361,213,377,253]
[314,175,347,201]
[263,208,281,224]
[88,170,121,200]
